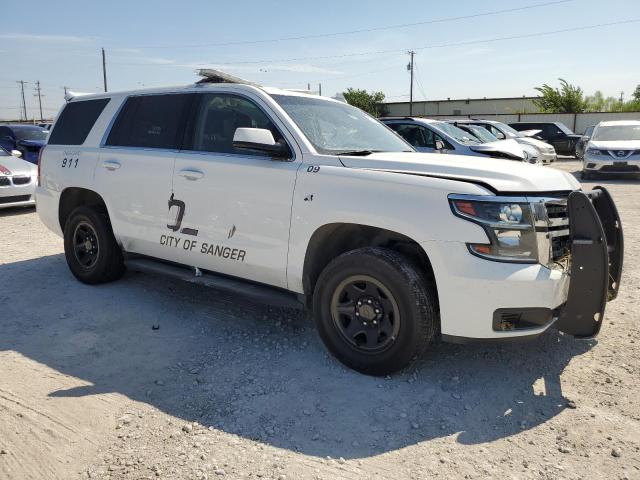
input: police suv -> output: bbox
[36,79,624,375]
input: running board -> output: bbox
[125,258,303,310]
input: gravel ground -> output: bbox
[1,159,638,480]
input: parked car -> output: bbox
[0,124,48,164]
[0,146,37,208]
[581,120,640,179]
[509,121,582,156]
[576,125,595,159]
[448,121,540,164]
[36,84,623,375]
[451,119,557,164]
[380,117,528,161]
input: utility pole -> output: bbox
[407,51,415,116]
[34,81,44,121]
[318,83,322,96]
[102,48,108,92]
[17,80,28,121]
[619,91,624,103]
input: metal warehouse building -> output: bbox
[384,96,541,117]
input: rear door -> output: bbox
[169,91,300,288]
[95,93,193,258]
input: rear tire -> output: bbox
[313,247,438,376]
[63,206,125,284]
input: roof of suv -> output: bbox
[379,117,439,124]
[65,83,341,103]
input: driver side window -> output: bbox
[489,125,505,140]
[187,94,284,155]
[392,124,435,148]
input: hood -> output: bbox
[17,139,46,148]
[516,137,556,153]
[588,140,640,150]
[0,154,37,176]
[468,139,524,160]
[339,152,580,193]
[517,129,542,137]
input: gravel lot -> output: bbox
[1,159,638,480]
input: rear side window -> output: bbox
[48,98,110,145]
[106,94,192,149]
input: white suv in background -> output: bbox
[36,82,623,375]
[582,120,640,179]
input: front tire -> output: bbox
[63,206,125,284]
[313,247,438,376]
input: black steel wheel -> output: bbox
[313,247,438,376]
[64,206,125,284]
[330,275,401,353]
[72,221,100,269]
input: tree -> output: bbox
[533,78,587,113]
[633,84,640,102]
[585,91,618,112]
[343,88,388,116]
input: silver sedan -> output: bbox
[0,147,37,209]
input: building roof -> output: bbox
[384,96,540,105]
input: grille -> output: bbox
[0,177,9,187]
[12,176,31,185]
[0,195,31,204]
[544,199,570,262]
[600,164,639,172]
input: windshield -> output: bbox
[592,124,640,141]
[493,122,522,137]
[12,126,48,142]
[271,95,412,154]
[457,124,498,143]
[431,122,479,145]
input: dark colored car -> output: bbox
[575,125,595,159]
[508,121,582,156]
[0,124,48,164]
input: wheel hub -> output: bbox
[355,296,383,325]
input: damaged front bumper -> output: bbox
[555,186,624,338]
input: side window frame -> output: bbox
[181,92,294,161]
[103,93,195,150]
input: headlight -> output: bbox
[449,195,538,263]
[586,148,601,156]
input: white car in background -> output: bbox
[0,147,37,208]
[380,117,530,162]
[458,119,558,164]
[582,120,640,179]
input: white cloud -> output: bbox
[0,33,94,43]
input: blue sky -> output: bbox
[1,0,639,120]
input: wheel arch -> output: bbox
[302,222,438,301]
[58,187,109,231]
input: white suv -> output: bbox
[36,82,623,375]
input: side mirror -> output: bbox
[11,150,22,158]
[233,128,290,158]
[434,139,445,151]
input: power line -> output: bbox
[107,18,637,69]
[120,0,572,49]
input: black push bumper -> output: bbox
[556,186,624,338]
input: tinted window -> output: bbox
[107,94,192,149]
[11,126,48,141]
[390,124,434,148]
[185,94,285,156]
[48,98,110,145]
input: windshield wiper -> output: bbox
[335,149,380,156]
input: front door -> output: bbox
[168,92,299,288]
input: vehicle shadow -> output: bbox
[0,205,36,218]
[0,254,594,459]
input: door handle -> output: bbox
[178,169,204,181]
[102,160,121,171]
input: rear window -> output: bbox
[48,98,110,145]
[106,94,192,149]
